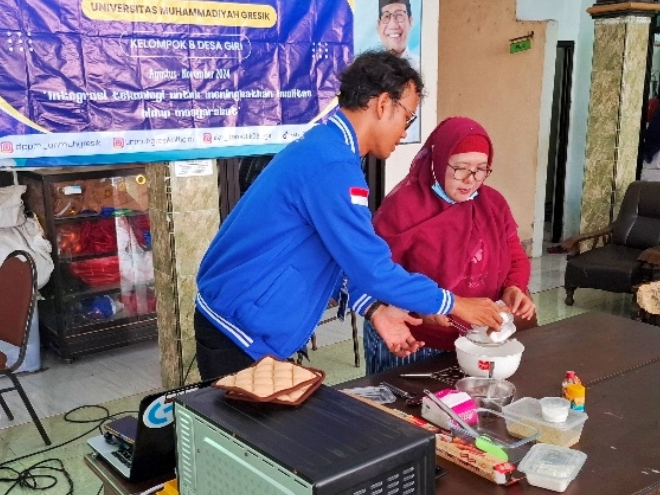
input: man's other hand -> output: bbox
[370,305,425,357]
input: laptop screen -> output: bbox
[89,379,214,482]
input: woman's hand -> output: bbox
[501,286,536,320]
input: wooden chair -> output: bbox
[0,250,51,445]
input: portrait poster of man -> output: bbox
[354,0,422,143]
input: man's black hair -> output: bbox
[379,0,411,14]
[338,50,423,110]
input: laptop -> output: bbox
[88,379,213,482]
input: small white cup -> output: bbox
[540,397,570,423]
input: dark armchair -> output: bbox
[562,181,660,312]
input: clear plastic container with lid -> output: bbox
[450,408,539,463]
[503,397,588,447]
[518,443,587,492]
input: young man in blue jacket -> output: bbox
[195,50,505,379]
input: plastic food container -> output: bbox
[540,397,570,423]
[450,408,539,463]
[518,444,587,492]
[503,397,588,447]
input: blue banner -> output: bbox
[0,0,353,166]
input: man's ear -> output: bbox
[373,93,390,120]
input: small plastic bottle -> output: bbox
[561,371,581,399]
[565,383,586,412]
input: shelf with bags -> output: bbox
[39,278,156,333]
[53,209,149,224]
[57,251,120,263]
[41,281,121,300]
[39,312,157,362]
[59,282,155,302]
[48,255,154,298]
[18,165,157,362]
[39,299,154,335]
[42,285,156,327]
[55,213,151,259]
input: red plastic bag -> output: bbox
[69,256,120,287]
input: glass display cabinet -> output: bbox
[20,165,157,362]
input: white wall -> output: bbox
[383,1,439,192]
[651,33,660,96]
[436,0,550,252]
[562,0,594,239]
[531,21,558,257]
[518,0,580,40]
[517,0,594,240]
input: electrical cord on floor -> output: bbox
[0,404,138,495]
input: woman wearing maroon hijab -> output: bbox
[364,116,536,374]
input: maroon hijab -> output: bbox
[373,117,517,348]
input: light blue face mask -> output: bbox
[432,181,457,204]
[431,164,478,204]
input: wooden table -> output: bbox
[84,454,172,495]
[339,312,660,495]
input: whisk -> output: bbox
[450,317,511,347]
[450,317,472,336]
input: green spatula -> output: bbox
[423,390,509,462]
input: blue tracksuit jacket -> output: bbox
[196,111,454,360]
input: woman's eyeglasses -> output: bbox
[447,164,492,181]
[393,100,417,130]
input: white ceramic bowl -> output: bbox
[454,337,525,379]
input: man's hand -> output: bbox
[450,296,507,330]
[370,304,425,358]
[501,286,536,320]
[421,314,451,327]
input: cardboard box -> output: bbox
[435,431,522,485]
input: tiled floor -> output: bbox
[0,252,639,493]
[0,339,162,429]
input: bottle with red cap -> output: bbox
[561,371,581,400]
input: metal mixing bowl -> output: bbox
[455,377,516,411]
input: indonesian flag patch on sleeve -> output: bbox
[349,187,369,206]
